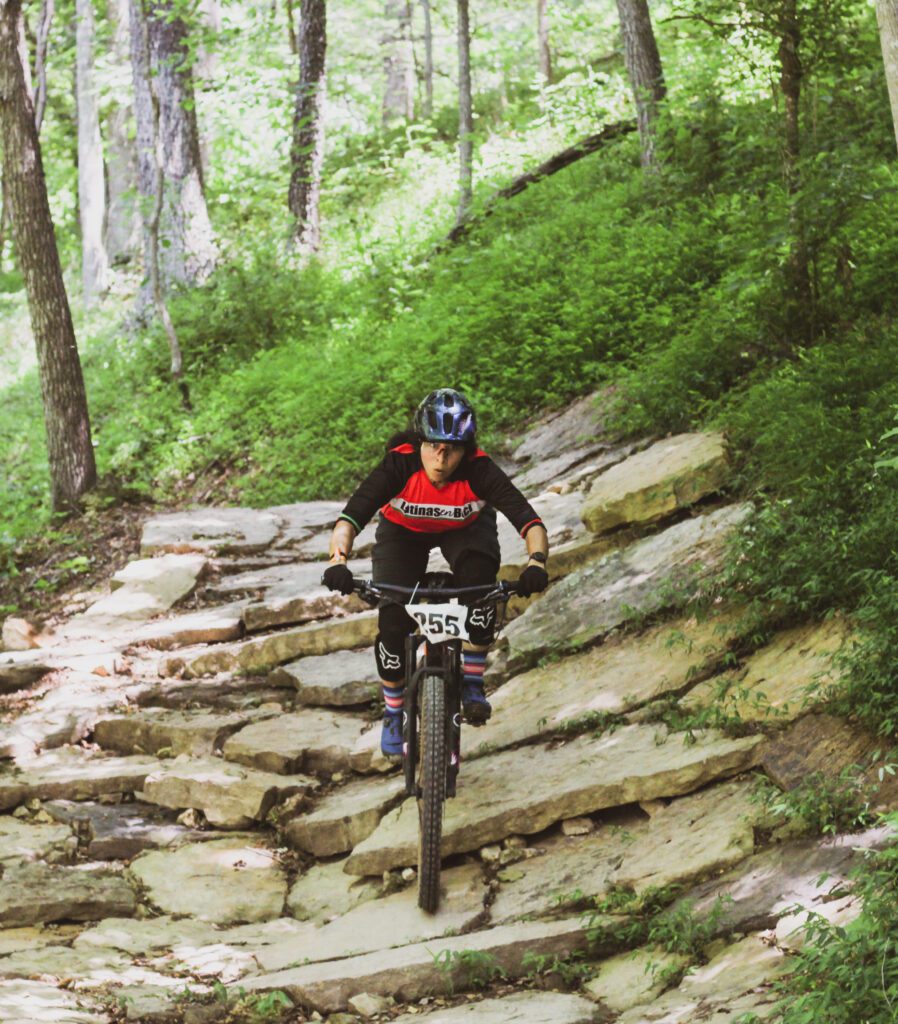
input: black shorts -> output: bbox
[372,507,501,588]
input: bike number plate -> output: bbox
[406,602,469,643]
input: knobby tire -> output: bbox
[418,673,447,913]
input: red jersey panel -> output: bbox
[380,445,487,533]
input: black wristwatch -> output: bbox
[528,551,548,565]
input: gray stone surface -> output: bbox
[0,862,136,927]
[346,726,761,876]
[585,947,688,1013]
[270,648,380,707]
[392,992,602,1023]
[0,650,52,692]
[501,504,750,674]
[0,815,73,864]
[140,508,281,557]
[129,603,246,650]
[285,777,405,856]
[128,838,288,924]
[139,755,317,829]
[222,710,367,775]
[286,859,381,923]
[241,917,592,1012]
[0,979,109,1022]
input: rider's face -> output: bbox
[421,440,465,486]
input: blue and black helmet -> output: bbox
[415,388,477,445]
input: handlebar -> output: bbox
[351,578,519,606]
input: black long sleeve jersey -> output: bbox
[338,441,544,538]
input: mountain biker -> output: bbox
[321,388,550,757]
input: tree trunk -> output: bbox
[382,0,414,124]
[421,0,433,116]
[288,0,326,251]
[778,0,813,343]
[0,6,28,265]
[0,0,97,511]
[286,0,298,53]
[75,0,109,306]
[32,0,51,133]
[615,0,665,167]
[456,0,472,226]
[129,0,217,292]
[104,0,140,265]
[876,0,898,154]
[537,0,552,85]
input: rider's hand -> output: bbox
[322,563,354,595]
[517,564,549,597]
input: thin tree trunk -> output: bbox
[104,0,140,264]
[0,0,97,511]
[75,0,109,306]
[421,0,433,116]
[132,0,189,405]
[456,0,472,226]
[778,0,813,343]
[615,0,665,167]
[286,0,297,53]
[130,0,217,292]
[382,0,414,124]
[877,0,898,154]
[537,0,552,85]
[289,0,326,251]
[32,0,51,133]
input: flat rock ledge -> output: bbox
[0,863,136,928]
[392,991,602,1023]
[346,725,761,875]
[581,431,729,535]
[139,756,318,828]
[242,917,592,1013]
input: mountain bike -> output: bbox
[352,573,518,913]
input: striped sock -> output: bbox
[382,682,404,715]
[462,650,487,695]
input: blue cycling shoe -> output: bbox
[380,712,404,757]
[462,681,492,725]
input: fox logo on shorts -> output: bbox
[378,642,401,671]
[469,606,495,630]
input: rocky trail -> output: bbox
[0,395,890,1024]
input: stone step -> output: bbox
[345,725,761,876]
[466,607,739,759]
[0,651,52,693]
[392,991,603,1024]
[0,862,136,928]
[241,916,594,1013]
[500,503,750,676]
[93,705,282,759]
[269,648,380,707]
[221,709,370,775]
[0,815,75,865]
[683,618,848,724]
[0,749,161,812]
[127,837,289,924]
[284,776,406,857]
[139,754,318,828]
[0,979,109,1023]
[159,610,378,678]
[140,507,282,557]
[128,602,246,650]
[581,431,729,535]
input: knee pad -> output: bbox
[465,604,497,646]
[454,552,498,645]
[375,632,406,683]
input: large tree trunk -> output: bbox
[0,0,96,511]
[456,0,472,226]
[382,0,414,124]
[104,0,140,264]
[537,0,552,84]
[288,0,326,251]
[615,0,665,167]
[129,0,217,292]
[75,0,109,306]
[421,0,433,117]
[778,0,813,343]
[877,0,898,154]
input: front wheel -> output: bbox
[417,672,447,913]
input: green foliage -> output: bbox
[521,949,593,987]
[770,818,898,1023]
[752,768,880,837]
[432,948,507,994]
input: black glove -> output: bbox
[517,564,549,598]
[322,563,354,595]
